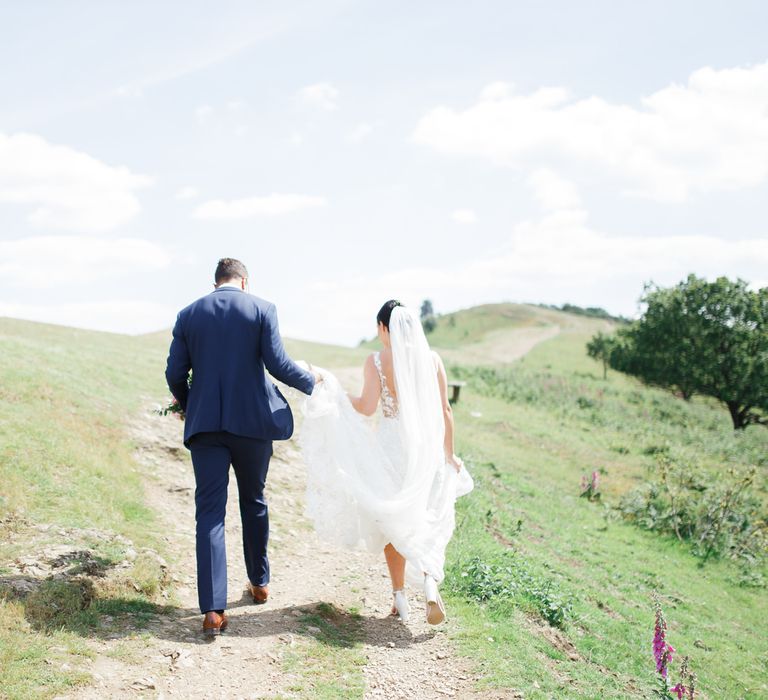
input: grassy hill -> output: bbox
[365,303,767,696]
[442,317,767,698]
[0,318,369,698]
[1,307,766,699]
[362,303,614,366]
[0,319,175,697]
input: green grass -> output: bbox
[281,603,366,699]
[444,328,768,698]
[360,302,598,350]
[423,303,553,349]
[284,337,368,368]
[0,318,171,698]
[0,596,93,700]
[0,318,167,534]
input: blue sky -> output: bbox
[1,1,767,344]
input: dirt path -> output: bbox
[438,325,561,366]
[66,383,508,699]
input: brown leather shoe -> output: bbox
[248,582,269,605]
[202,611,228,637]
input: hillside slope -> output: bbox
[2,310,766,699]
[362,303,614,366]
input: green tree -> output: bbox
[420,299,437,334]
[586,331,617,379]
[610,275,768,429]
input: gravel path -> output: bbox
[64,382,509,699]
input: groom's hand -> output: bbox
[307,362,323,386]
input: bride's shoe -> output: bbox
[391,589,410,622]
[424,575,446,625]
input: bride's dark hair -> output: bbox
[376,299,403,330]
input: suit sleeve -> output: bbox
[165,313,192,409]
[261,303,316,395]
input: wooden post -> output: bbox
[448,380,467,405]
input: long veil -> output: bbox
[387,306,446,511]
[299,307,473,584]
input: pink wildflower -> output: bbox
[653,600,675,678]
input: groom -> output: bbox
[165,257,318,636]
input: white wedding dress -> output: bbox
[299,307,473,585]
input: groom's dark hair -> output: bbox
[215,258,249,284]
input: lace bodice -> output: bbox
[373,351,399,418]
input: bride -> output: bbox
[300,300,473,624]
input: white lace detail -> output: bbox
[373,351,399,418]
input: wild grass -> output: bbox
[281,603,366,699]
[0,318,171,698]
[444,328,768,698]
[0,595,93,700]
[284,337,368,368]
[0,318,168,535]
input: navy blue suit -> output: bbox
[165,286,314,613]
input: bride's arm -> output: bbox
[348,354,381,416]
[435,352,462,472]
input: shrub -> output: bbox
[619,455,767,574]
[447,553,573,628]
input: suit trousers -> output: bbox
[188,431,273,613]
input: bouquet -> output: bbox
[155,397,185,420]
[156,374,191,420]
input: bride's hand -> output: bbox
[447,454,463,473]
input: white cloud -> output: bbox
[479,81,514,100]
[196,104,214,124]
[527,168,581,210]
[299,198,768,344]
[193,193,327,219]
[413,61,768,201]
[347,123,374,143]
[0,235,171,287]
[0,300,176,335]
[451,208,477,224]
[113,85,143,99]
[297,82,339,111]
[289,132,304,147]
[0,132,152,233]
[175,186,199,200]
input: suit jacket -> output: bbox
[165,287,315,445]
